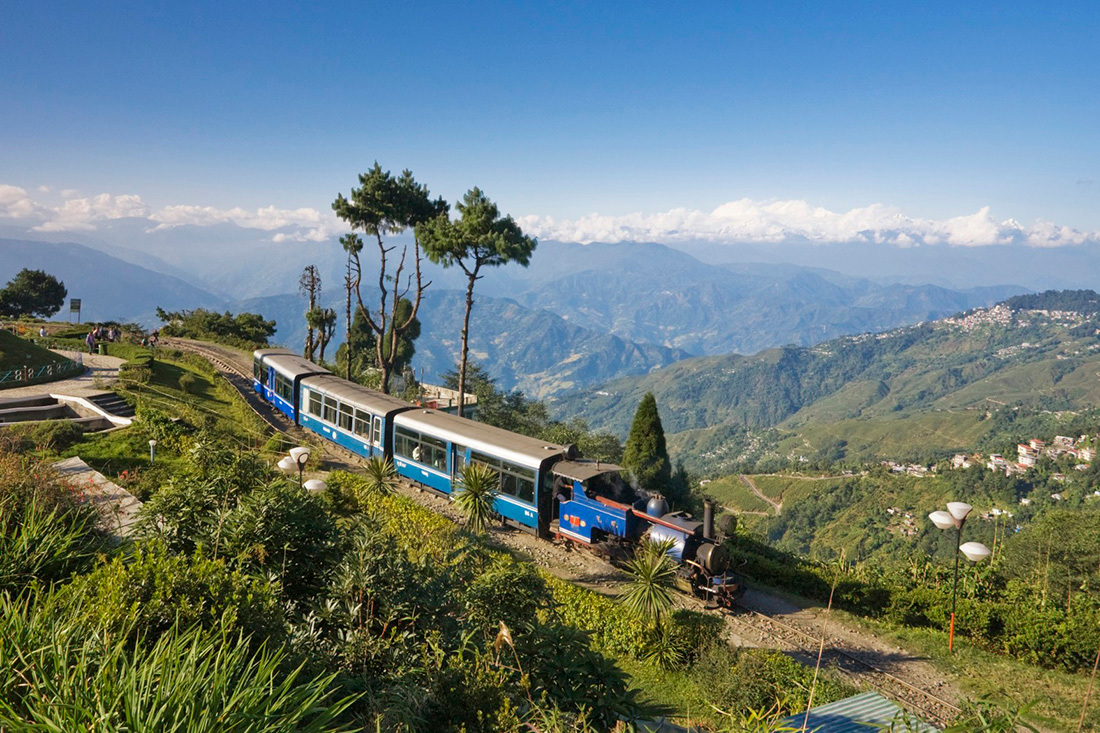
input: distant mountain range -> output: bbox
[0,234,1028,397]
[555,290,1100,473]
[240,289,691,398]
[506,242,1021,355]
[0,239,226,324]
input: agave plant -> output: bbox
[619,538,676,627]
[361,456,399,496]
[454,463,499,535]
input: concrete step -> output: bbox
[87,394,135,417]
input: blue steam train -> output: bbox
[253,348,744,607]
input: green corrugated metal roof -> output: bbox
[780,692,940,732]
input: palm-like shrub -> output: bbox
[361,456,399,496]
[619,538,676,627]
[454,463,498,534]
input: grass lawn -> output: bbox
[52,348,275,495]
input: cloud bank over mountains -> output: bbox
[519,200,1099,248]
[3,183,1097,248]
[0,184,342,242]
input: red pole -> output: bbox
[948,612,955,652]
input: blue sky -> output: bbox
[2,1,1098,243]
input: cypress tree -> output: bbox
[622,392,672,496]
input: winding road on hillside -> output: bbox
[739,473,783,515]
[167,338,967,728]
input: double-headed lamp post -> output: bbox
[928,502,992,652]
[277,446,314,489]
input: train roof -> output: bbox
[262,351,331,379]
[302,375,416,415]
[394,408,569,470]
[552,460,625,482]
[253,348,295,359]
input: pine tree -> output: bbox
[622,392,672,497]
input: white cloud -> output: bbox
[36,185,52,194]
[0,183,342,242]
[3,181,1096,248]
[34,193,151,232]
[149,203,338,235]
[518,199,1100,248]
[0,185,45,219]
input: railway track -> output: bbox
[169,338,962,729]
[726,603,961,727]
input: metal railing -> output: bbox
[0,358,84,387]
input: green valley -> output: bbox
[559,290,1100,473]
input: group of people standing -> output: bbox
[84,324,124,353]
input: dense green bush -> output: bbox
[693,642,853,717]
[464,557,547,633]
[222,481,341,605]
[56,543,284,646]
[119,348,155,383]
[155,306,276,349]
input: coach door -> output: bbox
[373,415,383,451]
[451,444,468,483]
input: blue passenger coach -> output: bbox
[392,408,569,533]
[252,351,330,422]
[298,375,415,460]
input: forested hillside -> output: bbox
[559,290,1100,471]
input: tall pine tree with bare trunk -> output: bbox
[419,188,536,417]
[340,234,362,380]
[332,164,446,393]
[298,266,321,361]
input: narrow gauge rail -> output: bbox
[171,338,961,729]
[727,603,961,728]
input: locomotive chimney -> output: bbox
[703,499,715,540]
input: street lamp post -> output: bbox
[148,439,157,464]
[288,446,311,488]
[929,501,991,652]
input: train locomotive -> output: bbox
[253,349,745,608]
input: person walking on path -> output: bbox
[85,330,95,354]
[38,326,47,339]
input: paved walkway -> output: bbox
[53,456,143,538]
[0,350,125,400]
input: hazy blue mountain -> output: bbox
[511,242,1024,355]
[669,239,1100,291]
[0,239,226,325]
[239,289,691,398]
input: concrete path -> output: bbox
[0,350,125,400]
[52,456,142,539]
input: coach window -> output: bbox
[372,415,383,445]
[275,373,293,401]
[354,410,371,439]
[470,452,535,505]
[421,434,447,470]
[395,426,417,460]
[253,358,263,381]
[396,427,447,469]
[308,390,322,417]
[322,396,337,424]
[338,403,354,432]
